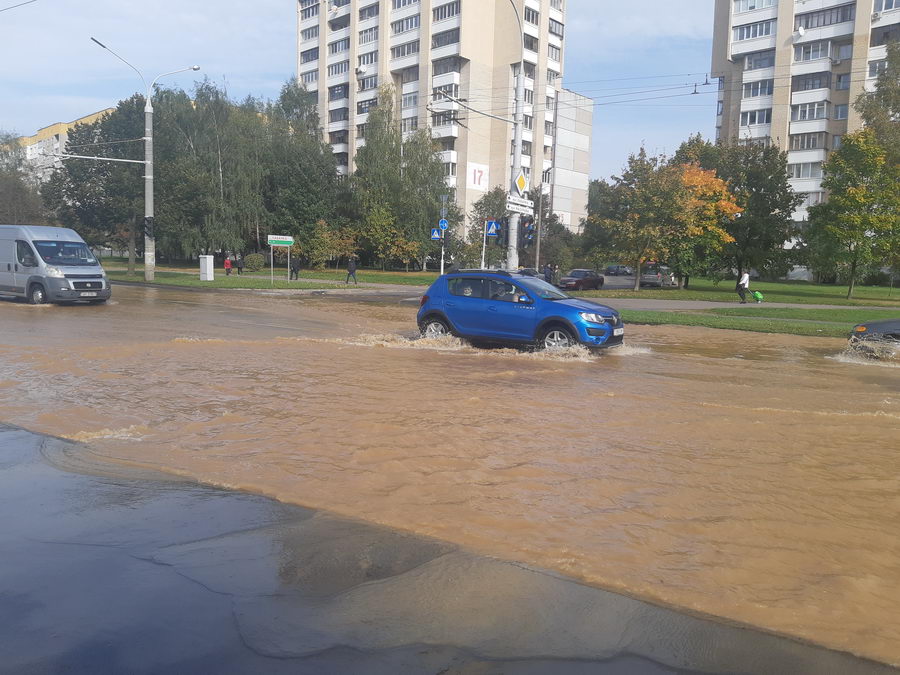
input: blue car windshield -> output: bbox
[517,277,571,300]
[33,240,98,266]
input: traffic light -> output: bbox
[493,218,508,247]
[143,216,155,239]
[520,217,536,249]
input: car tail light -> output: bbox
[420,295,429,307]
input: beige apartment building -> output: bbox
[18,109,114,183]
[712,0,898,222]
[297,0,592,231]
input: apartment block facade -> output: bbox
[711,0,898,222]
[297,0,591,231]
[18,109,114,183]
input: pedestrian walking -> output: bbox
[736,271,751,303]
[543,264,553,284]
[224,257,232,276]
[346,257,358,285]
[289,257,301,281]
[235,255,244,276]
[552,264,560,285]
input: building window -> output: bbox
[392,0,418,7]
[329,14,350,31]
[549,19,564,37]
[717,100,724,115]
[794,4,855,30]
[329,38,350,55]
[524,88,534,104]
[359,51,378,66]
[794,41,830,62]
[432,28,460,49]
[740,108,771,125]
[832,135,843,149]
[733,0,775,12]
[524,34,539,52]
[356,123,367,138]
[359,3,379,21]
[432,83,459,100]
[335,153,349,167]
[329,130,348,144]
[300,47,319,64]
[391,40,420,59]
[550,0,563,9]
[523,115,534,130]
[359,26,379,44]
[743,79,774,97]
[357,98,377,114]
[300,25,319,41]
[871,25,900,47]
[402,92,418,109]
[401,65,420,83]
[433,1,460,21]
[790,132,826,150]
[833,42,853,61]
[524,7,539,24]
[791,72,830,91]
[547,69,559,84]
[443,162,457,177]
[544,120,554,135]
[358,75,378,91]
[546,96,555,110]
[391,14,420,35]
[869,60,888,77]
[834,104,849,120]
[789,162,823,179]
[733,19,775,41]
[329,108,350,123]
[875,0,899,9]
[440,138,455,151]
[433,57,460,75]
[791,101,828,120]
[835,73,851,90]
[744,50,775,70]
[329,84,349,101]
[548,43,561,61]
[300,0,319,20]
[327,60,350,76]
[801,192,825,208]
[432,111,455,126]
[300,70,318,85]
[400,116,419,133]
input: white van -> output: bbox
[0,225,111,304]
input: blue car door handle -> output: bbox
[445,301,456,307]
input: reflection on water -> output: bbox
[1,289,899,665]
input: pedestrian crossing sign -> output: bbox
[431,228,442,241]
[486,221,499,237]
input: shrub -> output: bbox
[243,253,266,272]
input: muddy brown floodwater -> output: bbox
[1,286,899,665]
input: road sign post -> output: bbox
[267,235,295,287]
[482,220,499,269]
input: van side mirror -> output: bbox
[23,255,37,267]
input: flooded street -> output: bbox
[1,286,898,666]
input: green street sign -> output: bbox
[267,235,294,247]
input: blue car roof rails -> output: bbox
[450,269,513,277]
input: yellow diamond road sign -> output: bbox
[514,170,528,196]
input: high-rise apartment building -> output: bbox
[712,0,898,222]
[297,0,592,231]
[18,109,114,183]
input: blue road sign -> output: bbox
[439,218,449,231]
[431,228,443,241]
[486,220,500,237]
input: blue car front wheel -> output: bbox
[538,325,576,350]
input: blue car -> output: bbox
[417,270,624,350]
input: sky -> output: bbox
[0,0,716,180]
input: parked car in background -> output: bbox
[417,270,624,350]
[518,268,540,277]
[605,264,633,276]
[640,264,676,288]
[557,269,605,291]
[849,318,900,359]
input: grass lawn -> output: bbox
[577,278,900,307]
[107,271,337,290]
[620,310,853,338]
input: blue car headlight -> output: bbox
[579,312,607,324]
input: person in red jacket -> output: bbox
[224,257,232,276]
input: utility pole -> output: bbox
[506,0,525,271]
[534,188,542,270]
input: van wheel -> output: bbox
[28,284,47,305]
[538,325,576,350]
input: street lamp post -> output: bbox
[506,0,526,271]
[91,38,199,281]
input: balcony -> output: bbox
[731,35,776,58]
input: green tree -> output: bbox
[0,131,46,225]
[806,129,900,298]
[462,186,509,268]
[856,43,900,166]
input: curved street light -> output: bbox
[91,37,200,281]
[506,0,526,270]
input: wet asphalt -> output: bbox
[0,425,894,675]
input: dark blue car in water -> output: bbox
[417,270,624,350]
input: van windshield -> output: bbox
[33,241,98,266]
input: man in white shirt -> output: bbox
[737,271,751,304]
